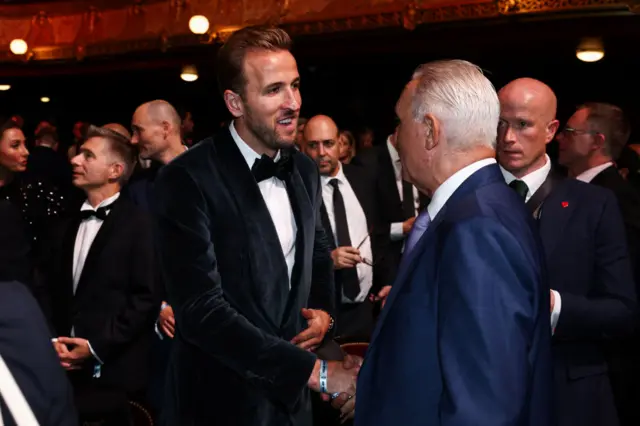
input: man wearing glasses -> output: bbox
[497,78,636,426]
[301,115,390,342]
[557,102,640,426]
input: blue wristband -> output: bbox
[320,360,328,394]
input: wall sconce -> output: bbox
[189,15,210,35]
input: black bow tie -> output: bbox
[80,204,114,221]
[251,152,292,182]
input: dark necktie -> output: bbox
[251,152,292,183]
[329,179,360,300]
[509,179,529,200]
[80,203,113,221]
[402,180,415,219]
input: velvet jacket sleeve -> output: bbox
[555,192,636,339]
[437,218,544,426]
[154,164,317,410]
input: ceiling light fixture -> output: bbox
[576,37,604,63]
[9,39,28,55]
[0,85,11,91]
[40,96,50,103]
[189,15,210,35]
[180,65,198,82]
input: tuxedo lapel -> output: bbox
[279,164,311,329]
[74,200,127,301]
[343,164,372,226]
[214,131,290,327]
[378,147,402,210]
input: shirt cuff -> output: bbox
[390,222,405,241]
[550,290,562,335]
[87,340,104,365]
[154,321,164,340]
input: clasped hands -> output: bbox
[308,355,362,423]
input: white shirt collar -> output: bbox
[499,154,551,202]
[427,158,496,220]
[387,137,399,163]
[575,162,614,183]
[229,121,280,169]
[81,192,120,212]
[321,162,346,186]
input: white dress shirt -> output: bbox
[230,122,297,286]
[575,162,614,183]
[321,164,373,303]
[70,191,121,364]
[499,155,561,333]
[499,154,552,203]
[387,138,420,241]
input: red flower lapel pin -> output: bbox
[562,201,569,208]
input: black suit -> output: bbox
[36,197,159,419]
[319,163,390,340]
[153,128,335,426]
[590,165,640,426]
[353,144,427,279]
[527,172,636,426]
[0,280,78,426]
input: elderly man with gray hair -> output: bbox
[349,60,553,426]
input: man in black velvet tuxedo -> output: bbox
[497,79,636,426]
[557,102,640,426]
[154,26,360,426]
[35,126,159,425]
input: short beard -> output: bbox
[245,105,295,153]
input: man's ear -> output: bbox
[545,119,560,144]
[424,113,440,151]
[224,90,244,118]
[109,162,125,182]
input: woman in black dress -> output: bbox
[0,120,67,257]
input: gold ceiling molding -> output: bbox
[0,0,635,62]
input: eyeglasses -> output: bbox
[560,126,601,137]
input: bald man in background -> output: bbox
[497,78,636,426]
[302,115,390,343]
[125,100,188,422]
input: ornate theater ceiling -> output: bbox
[0,0,637,62]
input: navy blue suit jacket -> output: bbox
[0,281,77,426]
[355,164,553,426]
[535,176,636,426]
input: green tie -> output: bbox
[509,179,529,199]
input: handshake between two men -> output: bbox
[289,307,363,423]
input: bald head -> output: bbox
[303,115,341,176]
[497,78,560,178]
[499,78,557,122]
[303,115,339,143]
[131,99,184,164]
[102,123,131,140]
[135,100,181,134]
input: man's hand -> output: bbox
[402,216,416,235]
[550,290,555,313]
[52,340,77,370]
[369,285,392,309]
[331,247,362,269]
[159,302,175,338]
[56,337,93,370]
[291,309,330,351]
[332,392,356,423]
[308,355,362,396]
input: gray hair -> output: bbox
[411,60,500,150]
